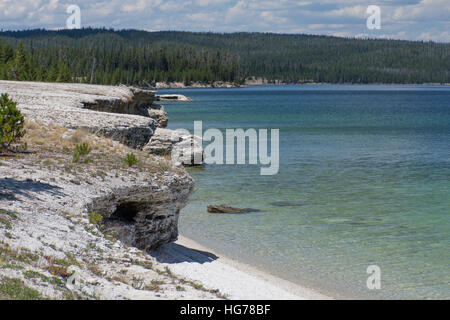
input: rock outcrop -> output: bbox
[0,81,168,148]
[87,172,194,250]
[147,106,168,128]
[0,81,219,300]
[1,120,195,250]
[0,81,204,163]
[143,128,204,166]
[0,129,218,299]
[81,87,168,128]
[0,81,199,247]
[156,94,192,102]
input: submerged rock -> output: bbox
[207,205,260,214]
[269,201,307,207]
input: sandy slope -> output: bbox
[152,235,331,300]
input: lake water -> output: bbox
[159,85,450,299]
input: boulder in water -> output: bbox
[207,205,260,214]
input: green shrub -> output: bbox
[88,212,103,225]
[0,93,26,151]
[72,142,91,162]
[124,153,138,167]
[75,143,91,156]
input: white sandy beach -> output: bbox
[152,235,331,300]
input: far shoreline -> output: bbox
[153,81,450,90]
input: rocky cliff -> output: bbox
[0,81,216,300]
[0,81,167,148]
[0,80,199,162]
[0,80,194,251]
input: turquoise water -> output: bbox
[160,85,450,299]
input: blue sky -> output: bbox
[1,0,449,42]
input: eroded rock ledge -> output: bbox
[0,81,168,148]
[0,80,206,245]
[87,173,193,250]
[0,123,223,299]
[0,81,199,250]
[1,121,195,248]
[0,81,220,299]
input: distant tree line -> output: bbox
[0,41,240,86]
[0,28,448,85]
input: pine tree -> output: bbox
[13,42,29,80]
[56,62,72,82]
[47,62,59,82]
[0,43,14,64]
[0,93,26,151]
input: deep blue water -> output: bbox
[159,85,450,299]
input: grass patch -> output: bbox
[191,282,205,290]
[24,270,50,282]
[0,276,44,300]
[131,259,153,270]
[0,217,12,229]
[0,245,39,264]
[1,263,25,270]
[0,209,18,219]
[54,252,82,268]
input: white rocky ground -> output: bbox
[0,81,163,149]
[0,80,201,162]
[0,125,222,300]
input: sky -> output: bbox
[0,0,449,42]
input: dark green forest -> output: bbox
[0,28,449,85]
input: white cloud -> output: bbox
[325,5,366,18]
[392,0,450,21]
[0,0,448,42]
[260,11,288,24]
[121,0,162,13]
[416,29,450,41]
[195,0,228,7]
[225,0,252,24]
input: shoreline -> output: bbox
[155,82,450,89]
[152,234,332,300]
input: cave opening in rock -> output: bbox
[110,202,140,224]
